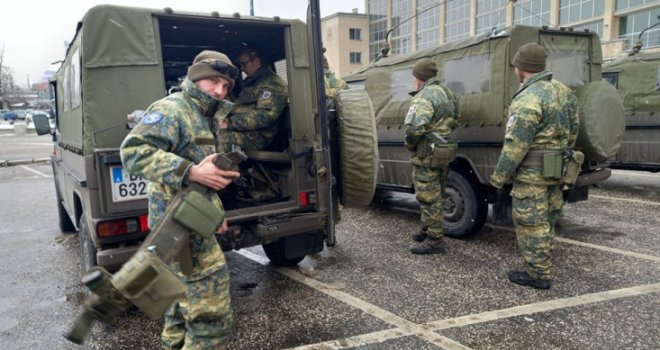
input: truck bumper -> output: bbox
[96,245,139,271]
[576,168,611,187]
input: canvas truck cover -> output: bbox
[603,51,660,115]
[56,5,166,155]
[345,25,624,162]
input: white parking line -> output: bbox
[555,237,660,263]
[486,223,660,263]
[589,194,660,207]
[236,248,660,350]
[19,165,50,178]
[611,170,660,179]
[427,282,660,331]
[235,249,473,350]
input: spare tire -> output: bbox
[335,89,378,207]
[574,81,625,162]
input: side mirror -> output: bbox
[33,114,53,136]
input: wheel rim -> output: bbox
[444,186,465,224]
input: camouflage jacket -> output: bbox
[404,77,459,161]
[324,69,348,100]
[490,71,579,187]
[120,78,233,279]
[222,66,288,150]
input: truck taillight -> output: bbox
[97,216,149,238]
[139,214,149,232]
[299,191,317,207]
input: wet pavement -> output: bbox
[0,144,658,349]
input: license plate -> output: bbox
[109,166,148,202]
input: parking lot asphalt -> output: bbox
[0,159,658,350]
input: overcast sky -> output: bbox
[0,0,365,88]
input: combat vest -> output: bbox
[405,78,459,162]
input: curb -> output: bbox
[0,158,51,167]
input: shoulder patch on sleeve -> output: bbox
[261,90,272,100]
[506,114,516,128]
[141,111,164,125]
[404,105,417,124]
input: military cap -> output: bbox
[513,43,547,73]
[412,58,438,81]
[187,50,239,90]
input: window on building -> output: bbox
[619,7,660,50]
[445,0,471,42]
[617,0,656,11]
[369,0,388,61]
[416,0,440,50]
[476,0,508,35]
[391,0,414,54]
[350,52,362,64]
[349,28,362,40]
[572,20,604,38]
[559,0,604,25]
[514,0,552,27]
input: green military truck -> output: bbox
[602,48,660,172]
[35,4,377,272]
[344,25,625,237]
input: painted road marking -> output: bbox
[235,249,473,350]
[590,194,660,207]
[19,165,50,178]
[426,282,660,331]
[237,248,660,350]
[486,224,660,263]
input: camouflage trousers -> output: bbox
[510,181,564,281]
[161,265,233,350]
[412,163,446,238]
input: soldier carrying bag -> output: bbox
[429,132,456,170]
[430,143,456,170]
[562,149,584,186]
[521,149,584,185]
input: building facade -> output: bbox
[321,10,370,77]
[367,0,660,60]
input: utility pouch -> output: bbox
[542,152,563,179]
[173,191,224,238]
[112,249,187,320]
[430,143,456,170]
[562,150,584,185]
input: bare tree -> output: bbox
[0,45,22,110]
[0,44,4,109]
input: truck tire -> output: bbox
[262,240,305,267]
[335,89,379,207]
[443,170,488,238]
[56,190,76,232]
[78,216,98,276]
[574,81,625,162]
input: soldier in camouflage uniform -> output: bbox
[490,43,579,289]
[406,58,459,255]
[323,54,348,100]
[216,47,288,152]
[120,50,241,349]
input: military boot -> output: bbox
[507,270,551,289]
[411,230,428,242]
[410,236,445,255]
